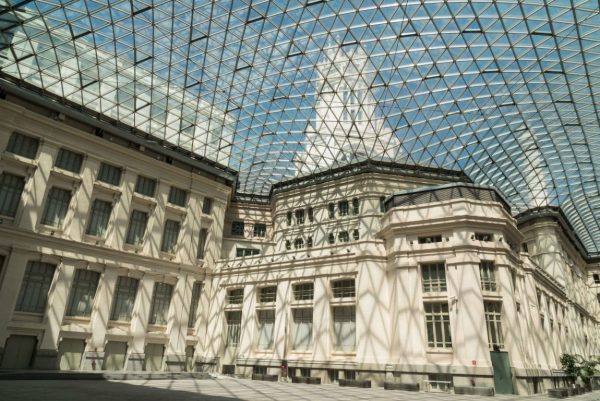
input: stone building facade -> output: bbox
[0,94,599,395]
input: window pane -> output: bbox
[161,219,180,253]
[293,283,314,300]
[257,309,275,349]
[0,173,25,217]
[15,261,56,313]
[55,148,83,173]
[149,282,173,325]
[231,221,244,236]
[253,223,266,237]
[292,308,312,350]
[332,279,355,298]
[421,263,447,292]
[6,132,39,159]
[202,197,213,214]
[188,282,203,328]
[424,302,451,348]
[134,176,156,197]
[259,286,276,303]
[197,228,208,259]
[226,311,242,347]
[333,306,355,351]
[86,199,112,237]
[227,288,244,304]
[126,210,148,245]
[66,270,100,317]
[110,276,139,321]
[168,187,188,207]
[41,187,72,227]
[480,261,497,292]
[97,163,122,186]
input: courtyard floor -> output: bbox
[1,377,599,401]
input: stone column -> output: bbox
[312,276,329,360]
[127,274,154,370]
[34,260,76,369]
[165,273,194,372]
[0,250,31,361]
[237,284,256,358]
[83,266,118,370]
[274,279,290,361]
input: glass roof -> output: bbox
[1,0,600,256]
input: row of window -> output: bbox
[421,261,498,293]
[231,221,266,237]
[14,261,204,328]
[226,280,354,305]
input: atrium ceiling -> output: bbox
[1,0,600,255]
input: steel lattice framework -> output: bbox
[1,0,600,255]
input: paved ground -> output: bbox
[1,377,599,401]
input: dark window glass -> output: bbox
[197,228,208,259]
[66,269,100,317]
[41,187,72,227]
[97,163,122,186]
[168,187,188,207]
[6,132,39,159]
[15,261,56,313]
[0,173,25,217]
[253,223,266,237]
[231,221,244,236]
[161,219,181,253]
[202,197,213,214]
[148,282,173,325]
[125,210,148,245]
[55,148,83,173]
[110,276,139,321]
[134,176,157,197]
[188,282,203,328]
[352,198,359,215]
[86,199,112,237]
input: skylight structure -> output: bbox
[1,0,600,255]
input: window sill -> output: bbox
[123,243,144,253]
[166,203,187,216]
[482,292,502,300]
[159,251,177,260]
[0,215,15,225]
[331,351,356,356]
[83,233,107,246]
[330,298,356,306]
[63,316,91,325]
[51,167,82,183]
[108,320,132,328]
[256,302,276,309]
[426,348,453,354]
[291,300,313,307]
[132,192,157,207]
[94,180,121,195]
[37,224,64,236]
[147,324,167,333]
[224,304,243,311]
[1,151,38,169]
[289,350,312,355]
[12,311,44,322]
[422,293,448,301]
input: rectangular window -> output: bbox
[226,311,242,347]
[125,210,148,246]
[86,199,112,237]
[484,301,503,349]
[134,176,157,197]
[0,173,25,217]
[197,228,208,259]
[258,286,277,303]
[6,132,39,159]
[352,198,359,215]
[418,235,442,244]
[479,261,497,292]
[227,288,244,304]
[110,276,139,321]
[235,248,259,257]
[188,282,203,328]
[202,197,213,214]
[231,221,244,236]
[332,305,355,352]
[161,219,181,253]
[307,236,313,248]
[338,200,349,216]
[148,282,173,325]
[41,187,72,227]
[293,283,314,301]
[287,211,292,226]
[308,207,314,222]
[168,186,187,207]
[338,231,349,242]
[295,209,305,224]
[328,233,335,244]
[97,163,122,186]
[475,233,493,242]
[332,279,355,298]
[424,302,452,348]
[55,148,83,174]
[292,308,313,350]
[15,261,56,313]
[66,269,100,317]
[593,273,600,284]
[256,309,275,350]
[294,238,304,249]
[379,196,386,213]
[253,223,266,238]
[421,263,447,292]
[328,203,335,219]
[352,229,359,241]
